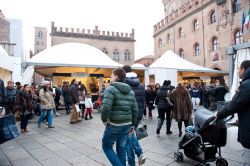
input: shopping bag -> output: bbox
[75,104,81,112]
[0,115,19,144]
[135,122,148,140]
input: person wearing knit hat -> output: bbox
[38,81,55,128]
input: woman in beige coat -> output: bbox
[38,81,55,128]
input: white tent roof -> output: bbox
[131,63,146,70]
[27,43,123,68]
[0,45,14,71]
[150,50,226,74]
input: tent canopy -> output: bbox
[0,45,13,72]
[149,50,227,77]
[26,43,124,77]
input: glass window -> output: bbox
[159,38,163,48]
[212,38,219,51]
[113,49,120,61]
[179,28,184,38]
[179,49,184,58]
[38,31,43,38]
[211,11,216,23]
[194,43,200,56]
[235,30,243,44]
[102,48,108,55]
[233,0,241,13]
[194,20,199,31]
[167,34,171,44]
[124,49,130,61]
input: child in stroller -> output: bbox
[93,96,102,111]
[174,107,231,166]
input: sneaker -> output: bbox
[48,126,55,128]
[138,155,147,165]
[38,124,41,128]
[56,112,60,116]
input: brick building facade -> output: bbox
[50,22,135,66]
[135,55,155,67]
[153,0,250,71]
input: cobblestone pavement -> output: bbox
[0,109,250,166]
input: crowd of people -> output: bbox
[1,60,250,165]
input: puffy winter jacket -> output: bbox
[101,81,138,127]
[124,72,145,127]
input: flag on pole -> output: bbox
[242,12,245,33]
[244,9,250,30]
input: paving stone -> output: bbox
[68,155,103,166]
[0,150,11,166]
[20,141,44,151]
[75,145,101,156]
[3,147,30,161]
[54,148,82,160]
[40,157,72,166]
[144,151,175,165]
[15,136,35,144]
[33,136,55,144]
[29,148,57,161]
[11,157,42,166]
[43,141,68,151]
[89,152,112,166]
[63,141,87,149]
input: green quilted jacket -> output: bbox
[101,81,138,127]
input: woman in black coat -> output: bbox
[62,82,71,114]
[155,80,174,135]
[216,60,250,149]
[14,84,34,133]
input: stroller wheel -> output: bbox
[174,152,184,162]
[216,158,228,166]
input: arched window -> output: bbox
[158,38,163,48]
[210,11,216,24]
[232,0,241,13]
[194,43,200,56]
[234,30,243,44]
[179,28,184,38]
[193,19,199,31]
[179,49,184,58]
[113,49,120,61]
[212,37,219,51]
[124,49,131,61]
[38,31,43,38]
[167,34,171,44]
[102,48,108,55]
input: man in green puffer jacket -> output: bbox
[101,67,138,166]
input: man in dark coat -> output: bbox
[122,65,147,166]
[216,60,250,149]
[5,81,16,115]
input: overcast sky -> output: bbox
[0,0,164,60]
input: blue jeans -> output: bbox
[126,133,143,166]
[38,109,53,127]
[102,124,131,166]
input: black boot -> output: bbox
[156,119,163,135]
[166,122,172,135]
[178,122,182,137]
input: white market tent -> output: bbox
[25,42,125,86]
[148,50,228,86]
[0,45,13,72]
[0,45,13,83]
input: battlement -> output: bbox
[51,22,135,41]
[154,0,213,36]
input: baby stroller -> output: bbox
[174,107,233,166]
[93,96,102,111]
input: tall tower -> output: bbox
[34,27,47,55]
